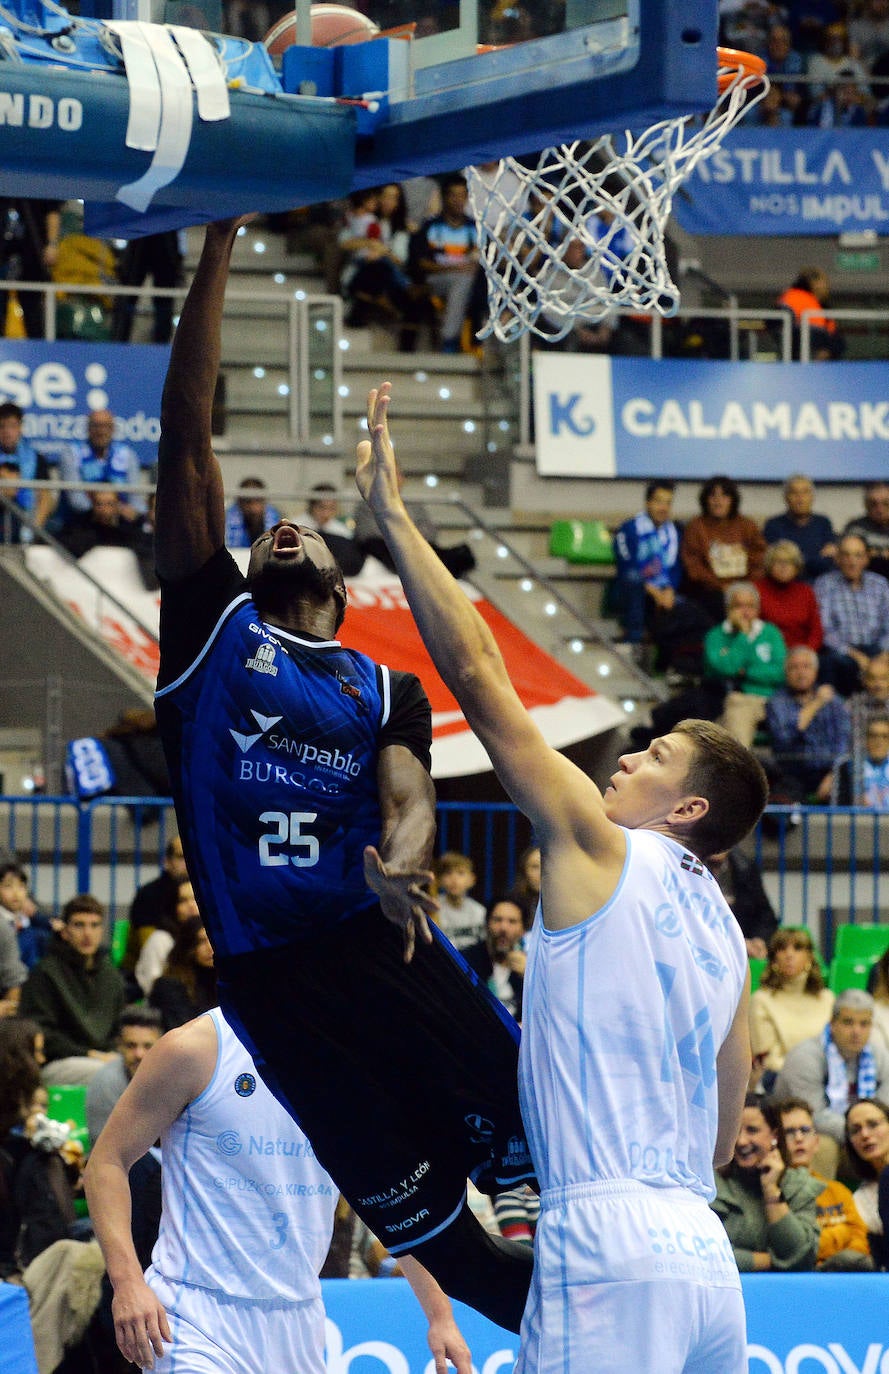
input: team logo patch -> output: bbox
[336,670,367,710]
[235,1072,256,1097]
[680,853,704,877]
[465,1113,495,1142]
[217,1130,242,1156]
[245,643,279,676]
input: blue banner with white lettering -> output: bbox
[674,128,889,236]
[532,354,889,481]
[315,1275,889,1373]
[0,339,168,468]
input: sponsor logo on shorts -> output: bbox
[234,1072,256,1097]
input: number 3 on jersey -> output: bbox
[258,811,320,867]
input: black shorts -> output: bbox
[217,908,535,1254]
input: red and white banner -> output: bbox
[26,549,624,778]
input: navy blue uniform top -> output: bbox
[155,549,431,958]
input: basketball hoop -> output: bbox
[466,48,768,343]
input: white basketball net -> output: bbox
[466,58,768,343]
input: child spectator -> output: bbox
[0,862,54,970]
[432,851,486,949]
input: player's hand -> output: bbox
[112,1277,171,1370]
[425,1309,473,1374]
[356,383,403,517]
[363,844,437,964]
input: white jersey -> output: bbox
[150,1008,338,1300]
[519,828,747,1202]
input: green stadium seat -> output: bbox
[749,958,767,992]
[549,519,614,565]
[45,1084,90,1153]
[828,955,876,995]
[833,925,889,963]
[110,917,130,967]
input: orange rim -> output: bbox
[716,45,767,93]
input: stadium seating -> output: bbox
[828,956,876,995]
[749,957,767,992]
[548,520,614,565]
[833,925,889,963]
[110,917,130,967]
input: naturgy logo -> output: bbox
[749,1346,889,1373]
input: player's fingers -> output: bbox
[363,845,385,880]
[158,1309,172,1343]
[402,919,416,964]
[412,907,433,945]
[429,1344,448,1374]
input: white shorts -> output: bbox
[145,1269,327,1374]
[516,1180,745,1374]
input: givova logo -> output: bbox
[749,1346,889,1373]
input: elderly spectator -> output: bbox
[775,1097,873,1270]
[763,474,837,581]
[712,1095,821,1273]
[777,268,843,360]
[681,475,767,622]
[765,645,850,803]
[756,541,823,652]
[703,581,787,747]
[751,927,834,1089]
[224,477,282,549]
[815,533,889,696]
[774,989,889,1180]
[55,408,145,528]
[843,481,889,582]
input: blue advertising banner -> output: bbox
[0,339,169,469]
[532,354,889,481]
[318,1274,889,1373]
[673,128,889,236]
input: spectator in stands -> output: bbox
[848,653,889,765]
[807,20,871,94]
[756,541,823,654]
[763,475,837,582]
[300,481,364,576]
[844,1098,889,1267]
[56,489,151,566]
[843,481,889,582]
[128,836,188,950]
[815,533,889,696]
[432,851,487,950]
[849,0,889,71]
[85,1005,163,1143]
[789,0,845,55]
[0,903,27,1019]
[0,198,62,340]
[775,1096,873,1270]
[712,1094,821,1272]
[612,480,698,664]
[834,715,889,807]
[765,646,850,803]
[507,844,540,932]
[54,408,145,528]
[868,950,889,1049]
[718,1,776,58]
[0,401,54,531]
[149,917,217,1031]
[338,186,413,337]
[0,1017,79,1277]
[461,898,525,1021]
[410,174,481,353]
[764,22,808,120]
[112,230,183,345]
[712,846,778,959]
[353,458,475,579]
[703,580,786,748]
[0,459,27,545]
[681,475,767,623]
[135,878,200,997]
[774,989,889,1180]
[19,894,125,1084]
[224,476,282,549]
[0,861,53,971]
[807,68,873,124]
[750,927,835,1091]
[777,267,844,360]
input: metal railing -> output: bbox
[2,796,885,955]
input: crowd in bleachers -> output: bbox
[614,474,889,811]
[725,1,889,125]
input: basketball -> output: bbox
[263,4,380,56]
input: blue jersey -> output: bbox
[156,553,429,958]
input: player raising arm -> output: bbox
[357,382,768,1374]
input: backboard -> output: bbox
[0,0,721,236]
